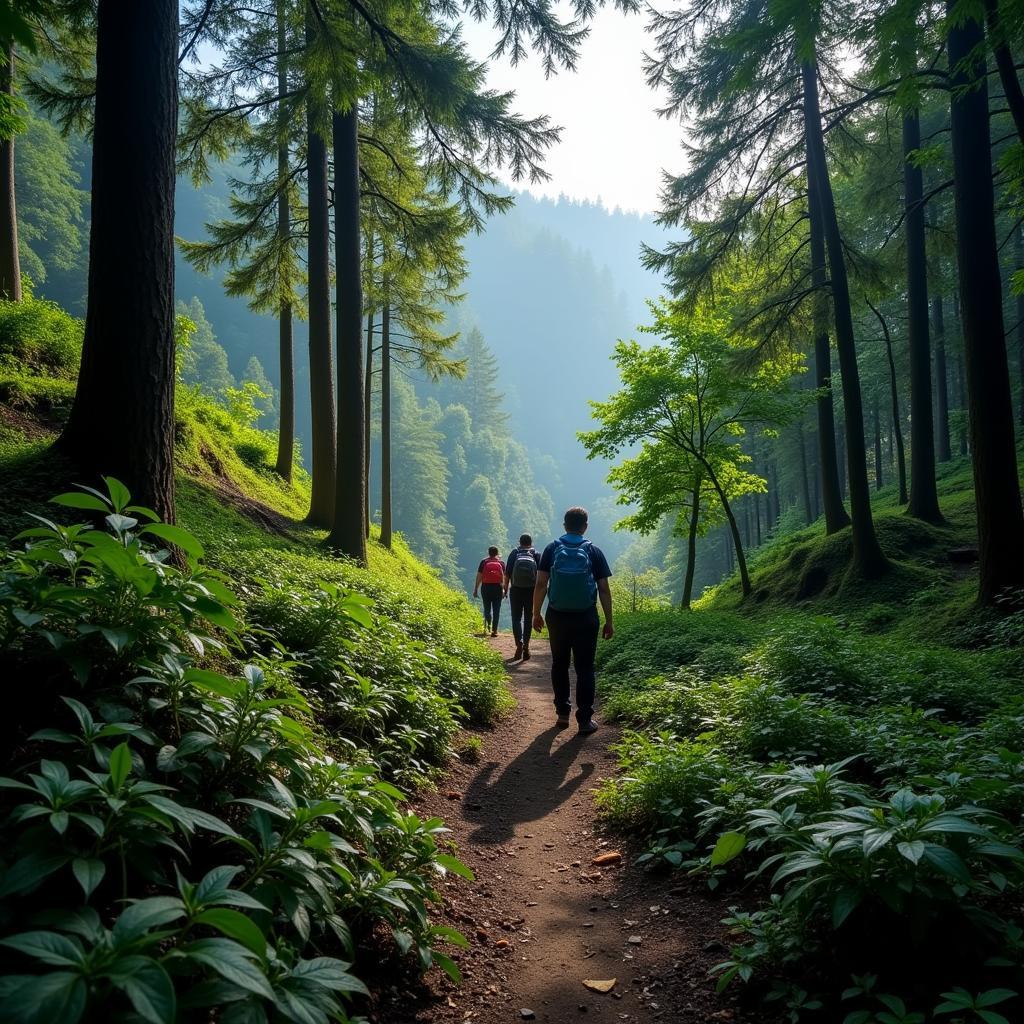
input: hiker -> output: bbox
[505,533,541,661]
[532,506,613,735]
[473,545,505,637]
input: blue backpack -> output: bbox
[548,539,597,610]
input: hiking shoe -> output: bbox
[577,720,599,735]
[491,629,498,638]
[556,713,571,728]
[522,646,531,661]
[513,643,523,661]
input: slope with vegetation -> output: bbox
[0,295,510,1024]
[594,455,1024,1023]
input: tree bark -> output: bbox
[947,4,1024,603]
[984,0,1024,145]
[903,111,942,521]
[873,394,884,490]
[56,0,178,521]
[364,307,374,536]
[803,59,888,577]
[380,290,392,550]
[933,291,951,461]
[807,150,850,534]
[0,42,21,302]
[273,0,294,482]
[325,102,367,561]
[798,418,813,523]
[1017,228,1024,428]
[304,10,335,527]
[682,480,700,609]
[870,300,909,504]
[707,466,750,596]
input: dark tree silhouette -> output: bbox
[56,0,178,521]
[946,2,1024,603]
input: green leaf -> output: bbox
[142,523,204,561]
[72,858,106,900]
[435,853,475,880]
[192,597,238,631]
[184,938,275,1000]
[831,888,862,928]
[976,990,1018,1008]
[977,1012,1011,1024]
[432,950,462,985]
[0,853,69,898]
[112,897,185,943]
[51,492,110,512]
[0,931,82,966]
[114,960,176,1024]
[195,909,266,959]
[430,925,470,948]
[184,668,243,698]
[291,956,370,995]
[108,742,132,790]
[103,477,132,512]
[0,972,87,1024]
[710,831,746,867]
[921,844,972,883]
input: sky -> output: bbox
[458,6,685,216]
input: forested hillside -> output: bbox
[3,1,1024,1023]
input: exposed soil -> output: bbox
[373,632,769,1024]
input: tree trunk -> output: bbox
[707,466,751,596]
[873,394,884,490]
[304,11,335,527]
[803,59,888,577]
[0,42,21,302]
[984,0,1024,145]
[947,3,1024,603]
[273,0,294,483]
[871,300,909,505]
[836,421,847,501]
[681,480,700,609]
[807,148,850,534]
[1017,228,1024,428]
[798,418,813,523]
[956,349,968,456]
[903,111,942,521]
[380,291,392,550]
[55,0,177,521]
[325,102,367,562]
[933,291,951,461]
[364,307,374,536]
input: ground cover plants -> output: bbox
[596,565,1024,1021]
[0,475,508,1024]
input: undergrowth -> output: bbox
[597,488,1024,1021]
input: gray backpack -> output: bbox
[510,549,538,588]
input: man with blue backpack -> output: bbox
[532,507,614,735]
[504,533,541,662]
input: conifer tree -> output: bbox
[946,0,1024,603]
[55,0,179,521]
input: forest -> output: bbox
[1,1,1024,1023]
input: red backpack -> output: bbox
[481,557,504,585]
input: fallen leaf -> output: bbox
[582,979,617,993]
[591,851,623,867]
[496,939,510,949]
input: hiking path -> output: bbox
[375,632,762,1024]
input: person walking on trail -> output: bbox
[532,507,613,735]
[505,533,541,662]
[473,546,505,637]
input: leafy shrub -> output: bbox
[0,295,82,377]
[0,480,475,1022]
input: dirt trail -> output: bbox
[377,632,757,1024]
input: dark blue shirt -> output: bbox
[505,546,540,581]
[539,534,612,591]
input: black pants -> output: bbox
[480,583,503,631]
[508,586,534,646]
[545,606,599,722]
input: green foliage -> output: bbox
[0,475,501,1019]
[597,588,1024,1014]
[0,294,81,377]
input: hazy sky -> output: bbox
[459,7,685,216]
